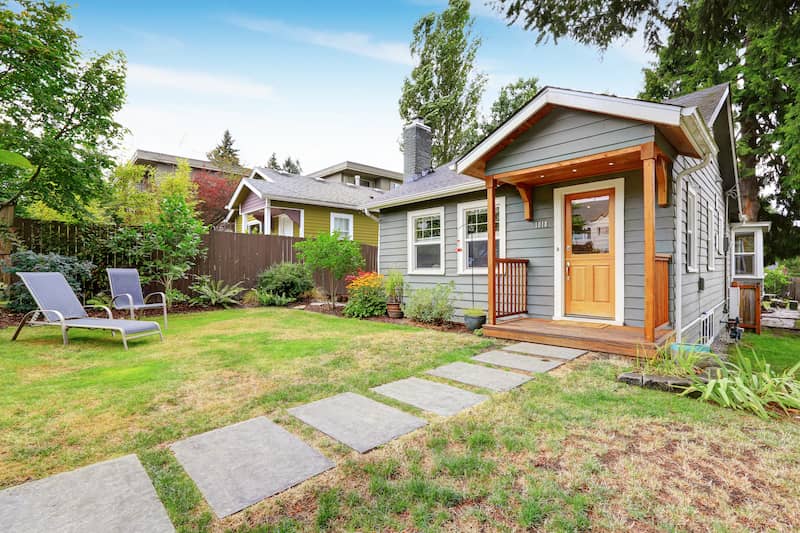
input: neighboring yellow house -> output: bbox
[224,167,386,245]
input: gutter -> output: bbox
[362,208,379,222]
[674,152,713,343]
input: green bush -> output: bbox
[189,275,244,308]
[764,267,791,296]
[2,251,95,312]
[256,290,295,307]
[257,262,313,301]
[403,282,455,324]
[343,272,386,318]
[294,232,364,307]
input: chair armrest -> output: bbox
[111,293,135,309]
[84,305,113,319]
[36,309,66,324]
[144,292,166,305]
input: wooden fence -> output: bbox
[2,217,377,297]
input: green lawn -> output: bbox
[733,329,800,371]
[2,309,800,532]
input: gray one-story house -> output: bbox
[365,84,769,356]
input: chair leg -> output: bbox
[121,333,129,350]
[163,305,168,330]
[62,325,69,346]
[11,311,36,341]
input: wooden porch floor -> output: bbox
[482,318,673,357]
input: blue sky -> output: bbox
[68,0,654,173]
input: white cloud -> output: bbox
[121,28,185,49]
[126,63,274,100]
[226,15,412,66]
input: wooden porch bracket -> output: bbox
[656,157,669,207]
[516,185,534,220]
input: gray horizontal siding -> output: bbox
[486,108,655,175]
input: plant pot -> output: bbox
[464,314,486,331]
[387,302,404,319]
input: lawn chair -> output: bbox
[11,272,163,350]
[107,268,168,329]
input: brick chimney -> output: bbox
[403,117,432,183]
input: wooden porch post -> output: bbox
[642,145,657,342]
[487,177,497,325]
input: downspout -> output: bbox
[674,153,713,343]
[362,208,379,222]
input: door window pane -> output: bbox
[570,195,610,254]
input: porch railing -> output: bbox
[494,258,529,319]
[654,254,671,328]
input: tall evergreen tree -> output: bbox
[206,129,241,170]
[282,156,302,175]
[266,152,280,171]
[491,0,800,242]
[399,0,486,166]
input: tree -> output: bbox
[0,1,126,217]
[294,232,364,308]
[399,0,486,166]
[282,156,302,174]
[206,129,241,171]
[492,0,800,231]
[106,163,159,225]
[193,170,238,225]
[481,77,540,135]
[266,152,280,171]
[140,195,206,307]
[157,159,199,208]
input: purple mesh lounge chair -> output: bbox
[11,272,163,350]
[107,268,168,329]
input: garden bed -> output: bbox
[300,301,470,334]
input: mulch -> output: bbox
[301,303,470,334]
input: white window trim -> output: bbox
[407,206,445,275]
[330,212,354,240]
[456,197,506,275]
[553,177,625,326]
[731,227,764,279]
[686,185,699,273]
[707,198,715,271]
[246,218,262,234]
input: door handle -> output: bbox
[566,261,571,280]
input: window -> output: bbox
[360,178,374,188]
[330,212,354,239]
[408,207,445,274]
[686,185,698,272]
[456,198,506,274]
[707,199,715,271]
[246,218,262,234]
[733,232,757,276]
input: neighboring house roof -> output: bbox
[130,149,249,175]
[226,167,385,217]
[666,83,730,125]
[307,161,403,181]
[363,163,482,210]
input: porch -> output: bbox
[483,317,674,357]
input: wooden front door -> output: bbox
[564,188,615,319]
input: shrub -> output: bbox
[257,262,313,300]
[189,275,244,307]
[343,271,386,318]
[384,270,405,303]
[2,251,94,312]
[464,307,486,317]
[294,232,364,307]
[683,350,800,419]
[403,282,455,324]
[764,266,791,296]
[256,290,295,307]
[635,343,706,378]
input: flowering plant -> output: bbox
[343,271,386,318]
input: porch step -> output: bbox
[503,342,586,360]
[472,350,564,373]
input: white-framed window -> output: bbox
[686,185,698,272]
[246,218,262,234]
[407,206,445,274]
[330,212,354,239]
[707,198,715,271]
[456,198,506,274]
[732,229,764,278]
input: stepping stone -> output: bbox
[503,342,586,360]
[170,417,333,518]
[288,392,426,453]
[426,362,531,392]
[473,350,564,373]
[0,454,174,533]
[371,377,487,416]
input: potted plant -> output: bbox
[463,308,487,331]
[385,270,405,318]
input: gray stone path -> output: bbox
[472,350,564,373]
[371,377,488,416]
[503,342,587,360]
[170,417,334,518]
[426,362,532,392]
[289,392,427,453]
[0,454,174,533]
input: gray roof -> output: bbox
[245,167,384,209]
[362,162,480,209]
[306,160,403,181]
[131,149,250,175]
[665,83,729,124]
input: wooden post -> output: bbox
[0,205,14,285]
[642,155,657,342]
[487,178,497,325]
